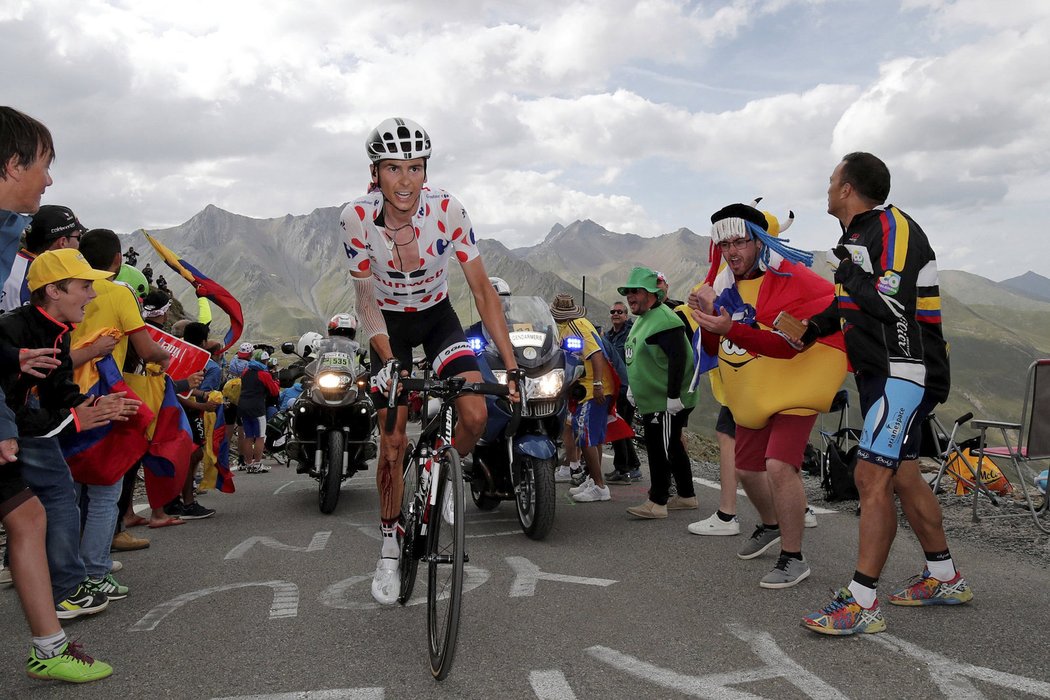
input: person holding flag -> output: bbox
[0,105,114,683]
[142,231,243,353]
[690,201,846,589]
[67,228,168,600]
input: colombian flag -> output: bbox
[200,390,235,494]
[126,369,195,509]
[61,354,155,486]
[143,231,244,353]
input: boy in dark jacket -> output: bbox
[0,248,140,682]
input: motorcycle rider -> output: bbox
[340,117,520,605]
[465,277,512,339]
[327,312,367,366]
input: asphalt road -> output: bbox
[2,449,1049,699]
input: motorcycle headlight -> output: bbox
[318,372,351,389]
[527,369,564,399]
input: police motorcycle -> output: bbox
[279,315,377,514]
[466,291,570,540]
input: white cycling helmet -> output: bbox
[296,331,323,358]
[489,276,511,296]
[328,312,358,339]
[366,117,432,163]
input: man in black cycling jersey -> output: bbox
[340,117,519,604]
[799,152,970,636]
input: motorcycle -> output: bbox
[467,295,569,540]
[280,336,377,514]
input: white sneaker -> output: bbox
[554,466,572,483]
[571,483,611,502]
[255,462,271,474]
[569,476,594,495]
[371,557,400,605]
[804,506,817,528]
[110,560,122,573]
[687,512,741,536]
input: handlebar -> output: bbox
[382,365,525,433]
[954,412,974,426]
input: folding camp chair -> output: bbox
[969,359,1050,534]
[819,389,858,452]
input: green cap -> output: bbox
[617,266,665,302]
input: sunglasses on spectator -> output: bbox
[609,309,625,314]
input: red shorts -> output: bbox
[735,413,817,472]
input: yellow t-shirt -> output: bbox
[71,278,147,371]
[557,317,615,403]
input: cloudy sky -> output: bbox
[3,0,1048,281]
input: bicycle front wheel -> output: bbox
[427,447,465,680]
[398,442,419,605]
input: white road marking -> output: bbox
[130,581,299,632]
[589,623,848,699]
[868,632,1050,698]
[691,477,836,514]
[224,532,332,560]
[212,689,384,699]
[468,530,528,539]
[529,670,578,700]
[317,565,490,610]
[506,556,617,597]
[274,479,375,495]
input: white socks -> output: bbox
[926,557,956,582]
[380,523,400,559]
[32,630,68,659]
[848,580,878,609]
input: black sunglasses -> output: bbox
[609,309,625,314]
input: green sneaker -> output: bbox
[87,573,129,600]
[27,642,113,683]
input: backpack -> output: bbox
[801,443,822,476]
[222,377,242,405]
[822,442,859,501]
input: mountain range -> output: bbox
[123,206,1050,437]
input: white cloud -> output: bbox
[3,0,1050,283]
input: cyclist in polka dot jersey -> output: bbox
[340,117,519,605]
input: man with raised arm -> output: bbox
[340,117,519,605]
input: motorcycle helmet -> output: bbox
[366,117,431,163]
[328,313,358,340]
[489,276,511,296]
[296,331,323,358]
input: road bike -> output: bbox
[386,365,520,680]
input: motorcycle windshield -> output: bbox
[483,296,559,367]
[310,337,361,378]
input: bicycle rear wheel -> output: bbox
[427,447,465,680]
[398,443,420,605]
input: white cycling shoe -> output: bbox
[371,557,400,605]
